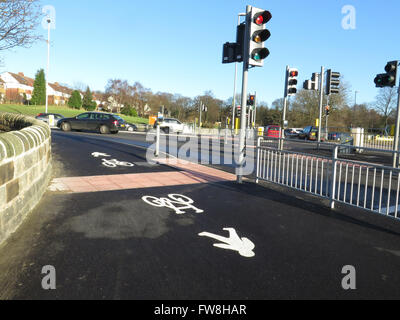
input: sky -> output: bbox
[1,0,400,107]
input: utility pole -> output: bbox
[355,90,358,107]
[318,66,325,144]
[45,18,51,114]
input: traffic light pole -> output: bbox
[199,102,203,133]
[280,65,289,151]
[232,59,238,131]
[325,96,330,140]
[232,13,246,132]
[318,66,325,145]
[253,92,257,128]
[393,85,400,167]
[237,5,251,184]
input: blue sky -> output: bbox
[1,0,399,107]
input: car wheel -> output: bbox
[128,126,134,132]
[61,122,71,132]
[163,127,170,134]
[99,125,110,134]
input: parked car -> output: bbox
[298,126,320,141]
[264,125,281,138]
[156,118,184,134]
[125,123,138,132]
[57,112,125,134]
[36,113,64,126]
[284,128,300,138]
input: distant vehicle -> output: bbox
[291,128,303,134]
[264,125,281,138]
[125,123,138,132]
[284,128,300,138]
[36,113,64,125]
[57,112,125,134]
[298,126,320,141]
[156,118,184,134]
[328,132,349,141]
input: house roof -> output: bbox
[48,82,73,95]
[9,72,34,87]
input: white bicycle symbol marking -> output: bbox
[142,194,204,215]
[101,159,135,168]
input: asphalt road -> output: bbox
[1,129,400,300]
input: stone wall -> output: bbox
[0,113,52,245]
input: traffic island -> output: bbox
[0,113,52,245]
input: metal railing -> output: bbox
[255,137,400,220]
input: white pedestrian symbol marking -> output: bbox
[142,194,204,215]
[199,228,255,258]
[91,152,111,158]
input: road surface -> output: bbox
[0,130,400,299]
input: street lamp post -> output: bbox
[355,90,359,107]
[45,18,51,114]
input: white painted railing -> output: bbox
[255,137,400,220]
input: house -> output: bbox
[0,72,34,102]
[47,82,72,105]
[0,72,72,105]
[0,78,5,104]
[106,96,124,113]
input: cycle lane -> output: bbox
[1,131,400,299]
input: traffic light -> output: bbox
[326,70,340,95]
[222,24,246,64]
[248,95,255,106]
[303,73,319,91]
[303,80,313,90]
[325,105,330,116]
[286,68,298,97]
[248,7,272,67]
[374,61,399,88]
[237,105,241,117]
[236,23,245,63]
[222,42,238,64]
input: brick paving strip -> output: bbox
[48,159,237,193]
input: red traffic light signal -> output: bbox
[248,7,272,67]
[253,11,272,25]
[286,68,298,97]
[325,106,330,115]
[248,95,256,106]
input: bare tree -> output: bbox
[0,0,42,52]
[374,87,398,127]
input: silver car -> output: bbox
[35,113,65,126]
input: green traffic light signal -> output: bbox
[374,61,398,88]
